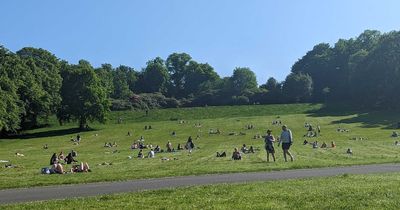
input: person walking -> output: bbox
[264,130,276,162]
[279,125,294,162]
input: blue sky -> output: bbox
[1,0,399,83]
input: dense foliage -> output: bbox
[1,29,400,133]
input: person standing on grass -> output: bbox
[264,130,276,162]
[279,125,294,162]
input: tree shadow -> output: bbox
[307,104,400,129]
[3,127,97,140]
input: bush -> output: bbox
[110,99,132,111]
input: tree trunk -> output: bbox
[79,116,86,130]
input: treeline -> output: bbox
[1,29,400,133]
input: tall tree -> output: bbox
[112,65,133,99]
[165,53,192,97]
[58,60,109,129]
[16,47,62,127]
[0,46,24,133]
[283,73,313,103]
[230,67,258,95]
[140,57,170,93]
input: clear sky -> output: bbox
[1,0,399,83]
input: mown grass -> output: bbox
[1,103,400,189]
[4,172,400,209]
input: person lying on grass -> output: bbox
[70,162,91,173]
[216,151,226,157]
[232,148,242,160]
[50,163,64,174]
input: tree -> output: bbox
[283,73,313,103]
[230,67,258,95]
[137,57,170,93]
[58,60,110,129]
[0,46,24,133]
[95,64,115,97]
[165,53,192,97]
[16,47,62,127]
[112,65,133,99]
[184,61,219,97]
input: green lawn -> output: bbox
[1,103,400,189]
[4,172,400,209]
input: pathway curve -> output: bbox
[1,163,400,204]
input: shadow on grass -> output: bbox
[307,103,400,129]
[3,127,97,140]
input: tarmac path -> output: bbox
[1,163,400,204]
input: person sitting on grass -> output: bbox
[65,152,78,164]
[50,153,58,165]
[71,162,91,173]
[58,151,65,162]
[147,149,155,158]
[138,149,144,158]
[346,148,353,155]
[216,151,226,157]
[303,140,308,145]
[392,131,399,137]
[248,146,255,153]
[241,144,248,153]
[131,142,138,149]
[177,143,183,150]
[50,163,64,174]
[321,142,327,148]
[312,141,318,149]
[43,144,48,150]
[395,141,400,146]
[232,148,242,160]
[331,141,336,148]
[166,141,173,152]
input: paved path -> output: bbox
[1,163,400,204]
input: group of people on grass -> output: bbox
[44,150,90,174]
[130,136,196,159]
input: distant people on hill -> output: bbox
[166,141,173,152]
[147,149,155,158]
[186,136,195,154]
[76,134,81,142]
[171,131,176,136]
[137,149,144,158]
[395,141,400,146]
[331,141,336,148]
[321,142,327,148]
[312,141,318,149]
[264,129,276,162]
[303,140,308,145]
[232,148,242,160]
[43,144,48,150]
[279,125,294,162]
[346,148,353,155]
[391,131,399,137]
[216,151,226,157]
[177,143,183,150]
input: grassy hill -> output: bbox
[1,103,400,190]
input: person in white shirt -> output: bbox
[279,125,294,162]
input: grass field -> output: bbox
[3,172,400,209]
[1,103,400,190]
